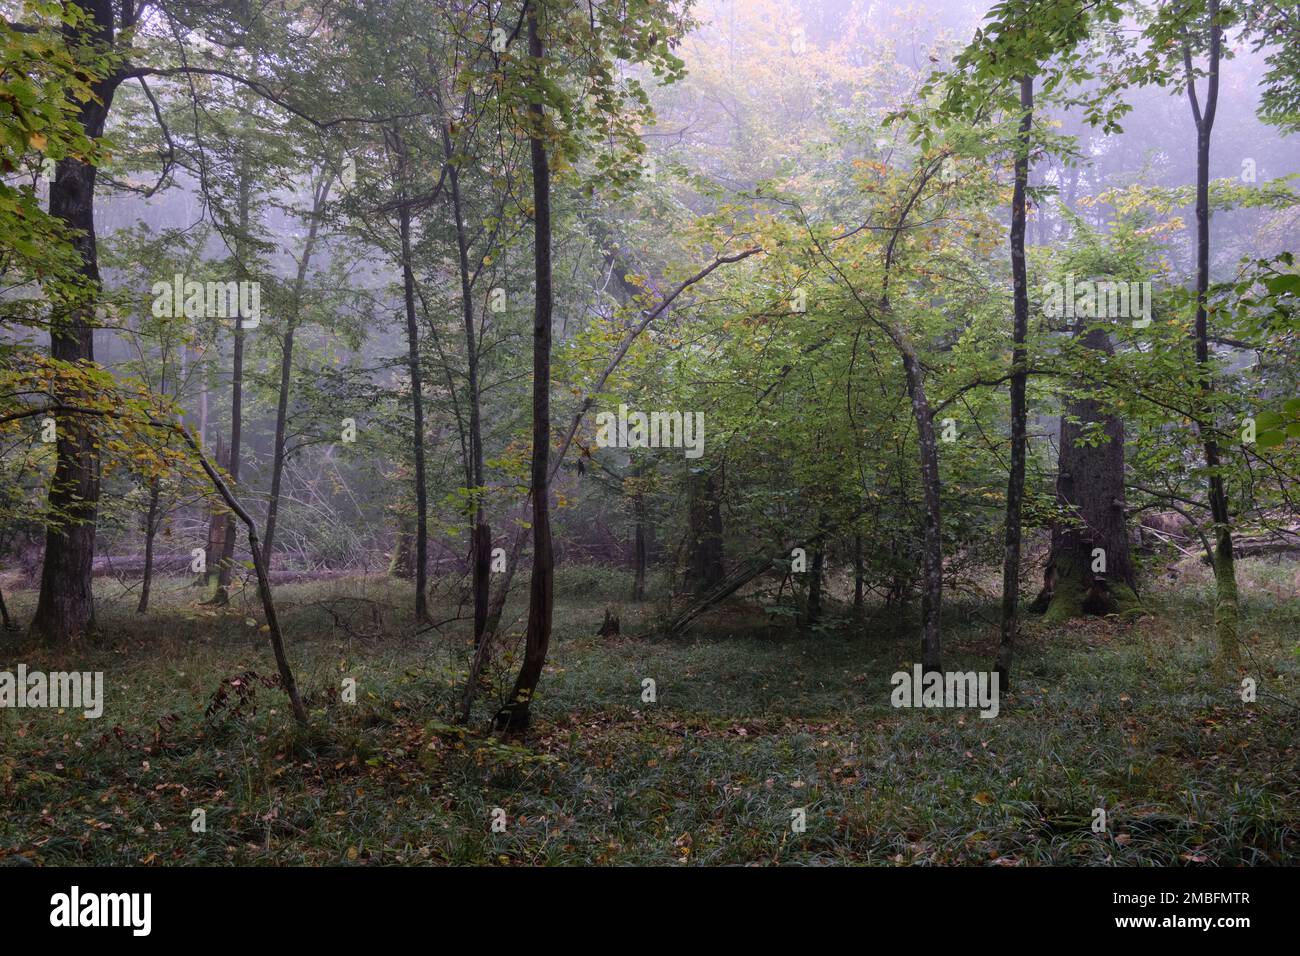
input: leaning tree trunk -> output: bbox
[172,424,305,723]
[1038,324,1140,623]
[30,0,116,644]
[496,6,554,733]
[995,74,1034,690]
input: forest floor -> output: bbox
[1,559,1298,866]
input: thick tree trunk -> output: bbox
[996,75,1034,691]
[686,469,725,593]
[1039,324,1139,623]
[30,0,116,644]
[496,7,554,732]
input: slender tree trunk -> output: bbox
[202,436,226,587]
[996,75,1034,691]
[30,0,116,644]
[137,481,160,614]
[394,137,429,621]
[1183,4,1238,668]
[808,541,825,623]
[211,166,252,604]
[632,486,648,602]
[175,425,305,723]
[901,348,943,673]
[496,7,554,732]
[265,173,332,565]
[442,123,490,646]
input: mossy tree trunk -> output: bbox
[1039,324,1141,624]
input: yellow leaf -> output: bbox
[972,791,995,806]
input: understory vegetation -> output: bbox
[2,561,1297,866]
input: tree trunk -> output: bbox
[30,0,117,644]
[137,481,160,614]
[394,136,429,622]
[211,166,252,604]
[901,348,943,672]
[808,541,825,623]
[442,122,490,646]
[175,425,305,723]
[265,172,332,565]
[496,7,554,732]
[632,486,648,602]
[202,435,227,587]
[1039,324,1139,623]
[996,74,1033,691]
[1183,3,1238,668]
[686,469,725,593]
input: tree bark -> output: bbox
[686,469,725,593]
[632,485,648,602]
[1039,324,1139,623]
[174,425,305,723]
[137,481,160,614]
[995,74,1034,691]
[901,348,943,672]
[30,0,117,644]
[496,6,554,732]
[393,134,430,622]
[1183,2,1238,668]
[441,122,490,646]
[211,164,252,604]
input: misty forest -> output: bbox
[1,0,1299,868]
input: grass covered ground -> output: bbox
[1,560,1298,866]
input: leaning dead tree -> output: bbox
[171,424,308,724]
